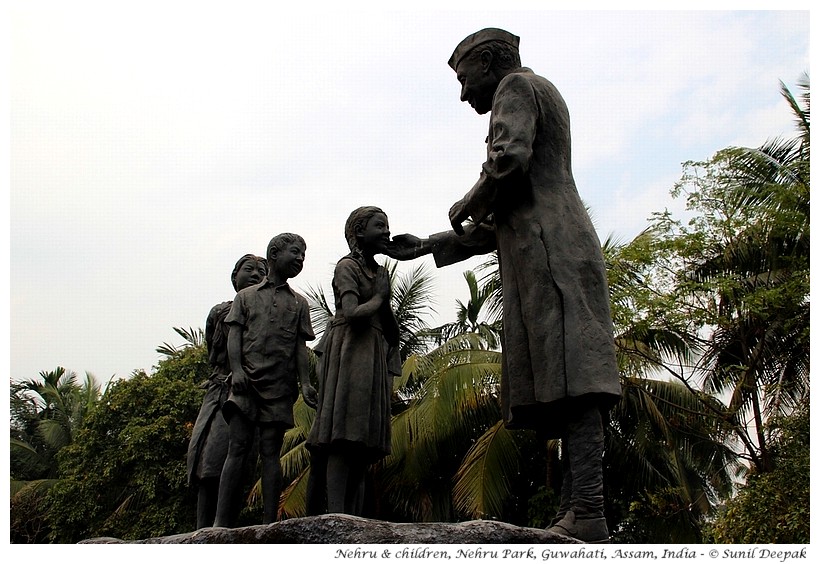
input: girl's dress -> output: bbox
[187,301,232,484]
[307,253,398,463]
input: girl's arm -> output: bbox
[339,267,390,321]
[340,290,383,320]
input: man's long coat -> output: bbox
[430,67,621,435]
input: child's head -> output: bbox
[231,254,267,291]
[344,206,389,253]
[266,233,307,279]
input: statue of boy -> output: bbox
[214,233,318,527]
[387,28,621,543]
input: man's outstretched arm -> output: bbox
[384,222,496,268]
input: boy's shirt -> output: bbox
[225,277,314,401]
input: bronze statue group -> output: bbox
[186,28,621,544]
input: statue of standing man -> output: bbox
[387,28,621,543]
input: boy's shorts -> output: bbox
[223,390,295,428]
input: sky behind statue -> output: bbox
[8,3,810,385]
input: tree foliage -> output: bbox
[602,76,809,541]
[10,367,105,543]
[43,342,208,543]
[643,77,809,477]
[601,231,740,542]
[708,404,810,543]
[11,367,103,481]
[425,270,503,349]
[381,333,513,522]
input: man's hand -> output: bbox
[449,199,470,235]
[302,383,318,410]
[384,234,423,260]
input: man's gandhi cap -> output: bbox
[448,28,520,70]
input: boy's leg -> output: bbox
[259,424,286,524]
[214,413,254,527]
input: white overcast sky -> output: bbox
[6,3,811,384]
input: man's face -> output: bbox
[455,52,497,115]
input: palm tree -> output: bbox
[425,270,502,350]
[602,227,742,541]
[389,262,439,360]
[605,376,738,542]
[11,368,105,542]
[380,332,509,522]
[383,269,522,523]
[11,368,104,483]
[156,326,206,357]
[675,77,810,474]
[285,85,812,528]
[595,79,810,539]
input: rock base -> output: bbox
[80,513,583,544]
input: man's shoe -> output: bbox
[546,509,610,543]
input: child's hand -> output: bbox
[231,369,249,393]
[376,269,391,300]
[302,383,318,410]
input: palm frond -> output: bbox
[452,421,520,520]
[156,327,205,356]
[303,283,334,339]
[279,465,311,518]
[11,478,61,500]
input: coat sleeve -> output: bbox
[462,73,538,223]
[429,222,497,268]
